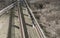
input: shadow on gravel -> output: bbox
[7,8,15,38]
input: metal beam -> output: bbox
[0,2,16,16]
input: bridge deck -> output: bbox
[0,13,10,38]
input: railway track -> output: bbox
[22,0,46,38]
[0,0,46,38]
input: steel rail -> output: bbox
[23,0,46,38]
[17,0,25,38]
[0,2,16,16]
